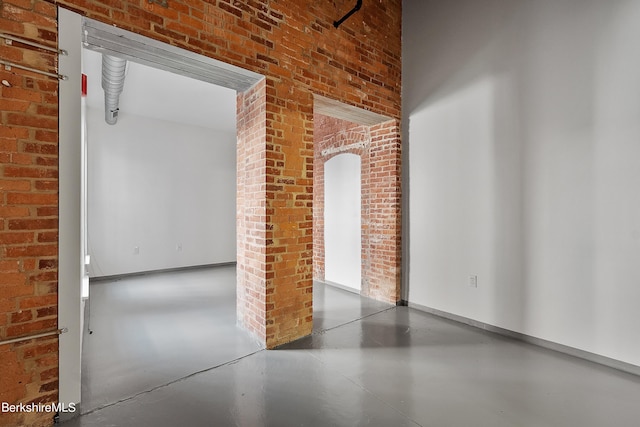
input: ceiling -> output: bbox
[83,48,237,131]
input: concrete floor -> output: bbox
[64,266,640,426]
[79,266,263,412]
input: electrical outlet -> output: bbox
[468,275,477,288]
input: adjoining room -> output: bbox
[79,47,257,411]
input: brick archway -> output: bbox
[313,100,401,304]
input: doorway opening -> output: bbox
[312,95,401,303]
[324,153,362,292]
[79,47,262,412]
[58,10,264,413]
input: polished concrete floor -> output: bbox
[79,266,263,412]
[64,266,640,426]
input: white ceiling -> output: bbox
[83,48,237,131]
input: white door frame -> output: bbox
[57,9,262,414]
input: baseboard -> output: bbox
[320,279,361,295]
[407,301,640,377]
[90,262,237,283]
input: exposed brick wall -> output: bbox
[313,114,401,303]
[236,79,268,341]
[262,81,315,346]
[1,0,401,423]
[367,120,402,302]
[1,0,60,425]
[237,77,316,346]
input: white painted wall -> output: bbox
[86,108,237,277]
[404,0,640,367]
[324,154,362,291]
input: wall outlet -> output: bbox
[134,246,140,255]
[468,275,478,288]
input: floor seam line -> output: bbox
[79,347,266,417]
[314,305,397,335]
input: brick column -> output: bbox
[237,79,314,348]
[367,120,402,303]
[236,79,268,341]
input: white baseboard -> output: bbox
[407,302,640,377]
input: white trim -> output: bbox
[58,6,84,411]
[408,302,640,377]
[89,262,237,283]
[320,280,361,295]
[59,11,267,412]
[82,18,262,91]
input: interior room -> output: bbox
[79,48,253,412]
[1,1,640,426]
[77,46,395,414]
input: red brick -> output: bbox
[38,259,57,270]
[2,3,56,27]
[0,206,30,217]
[34,180,58,191]
[0,86,42,103]
[10,310,33,324]
[22,258,36,270]
[6,193,58,205]
[9,152,33,164]
[0,17,24,34]
[22,142,58,154]
[6,319,57,338]
[35,284,55,298]
[0,125,29,139]
[33,130,57,143]
[8,218,57,230]
[3,166,57,179]
[23,341,57,359]
[0,98,30,112]
[35,354,58,367]
[36,207,57,217]
[19,295,56,309]
[33,0,57,17]
[36,156,57,167]
[39,380,58,393]
[0,232,34,245]
[0,284,33,298]
[0,260,20,271]
[0,138,19,151]
[35,105,57,116]
[5,244,57,257]
[37,231,57,243]
[39,367,58,381]
[36,306,56,318]
[30,271,57,282]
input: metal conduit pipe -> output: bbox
[101,54,127,125]
[334,0,363,28]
